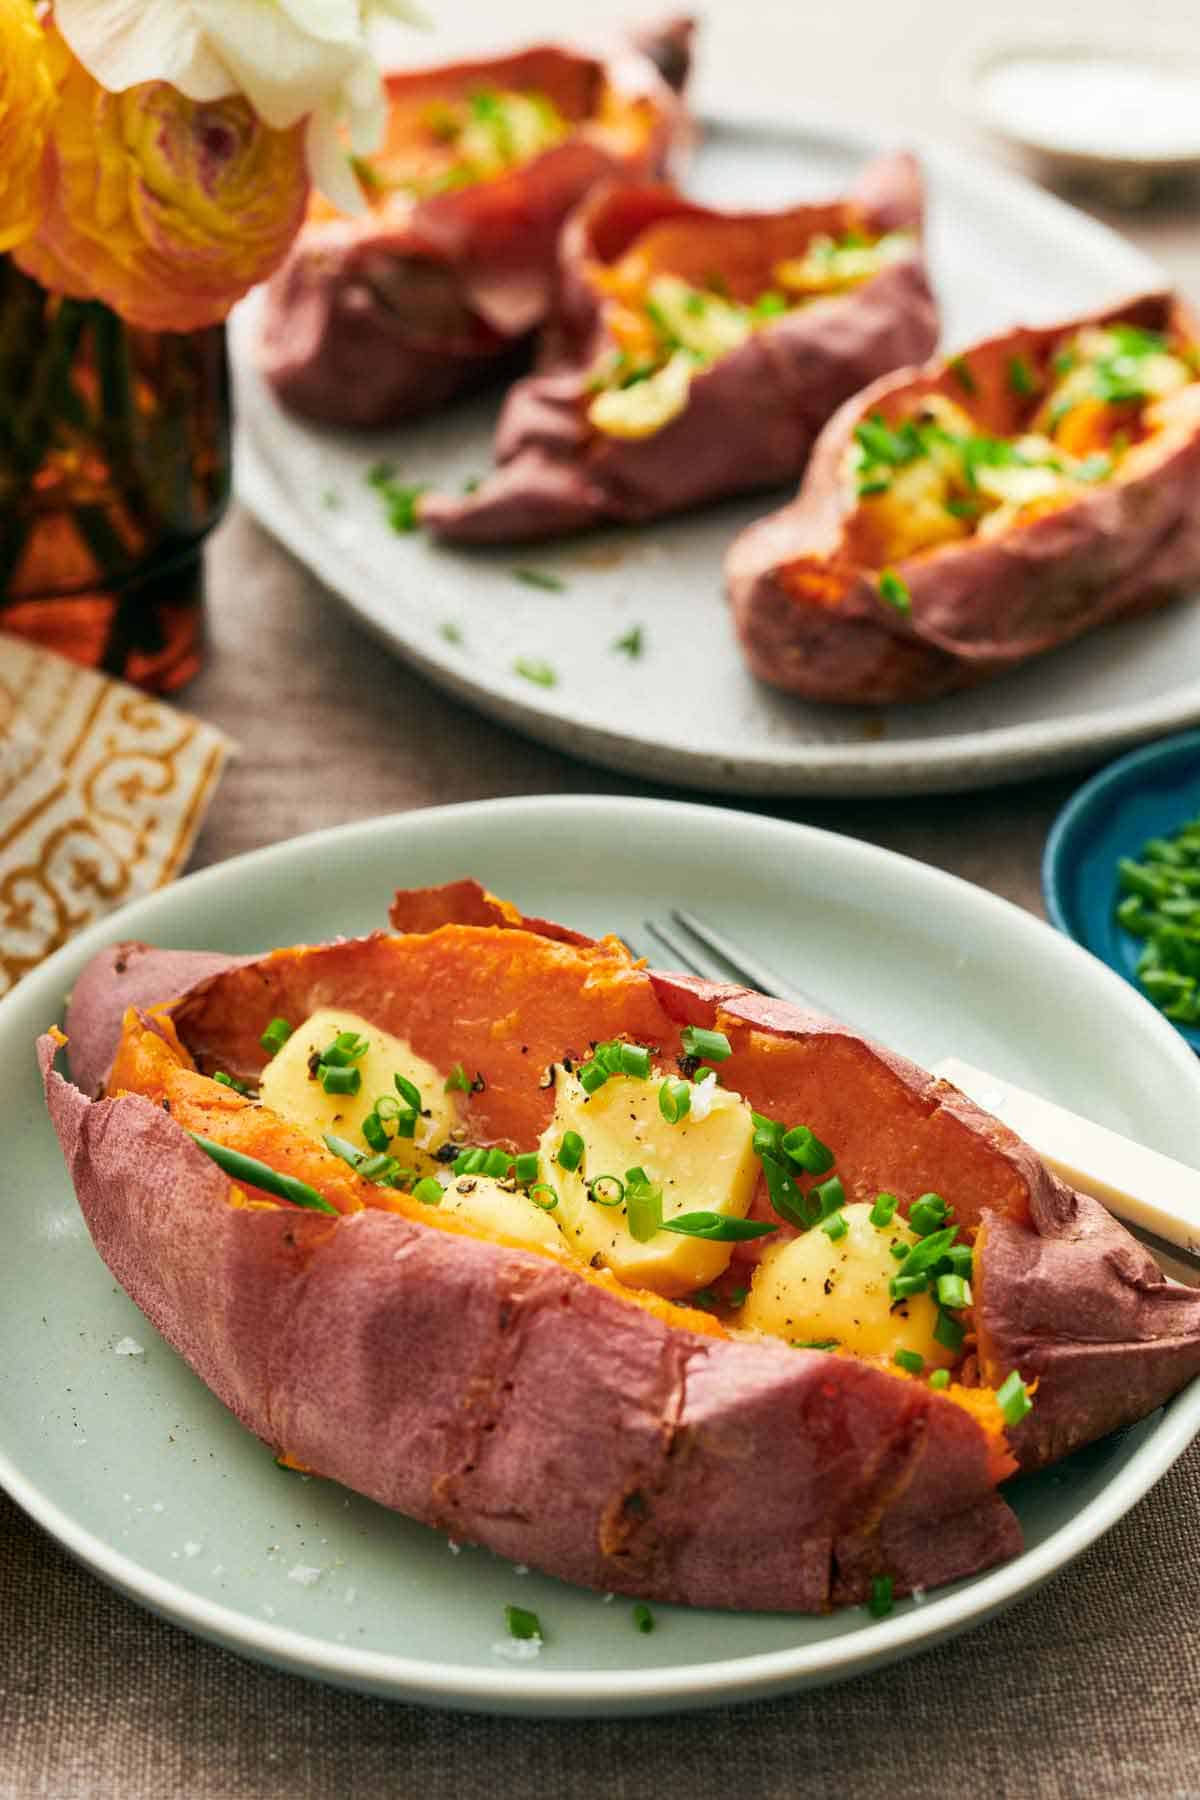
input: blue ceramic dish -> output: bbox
[1043,728,1200,1052]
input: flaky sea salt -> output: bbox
[288,1564,322,1587]
[491,1638,542,1662]
[113,1337,144,1357]
[183,1541,202,1559]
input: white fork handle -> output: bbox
[933,1057,1200,1260]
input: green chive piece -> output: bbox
[793,1337,840,1351]
[890,1273,930,1301]
[357,1153,400,1183]
[556,1130,585,1173]
[578,1060,608,1094]
[869,1192,898,1228]
[944,1244,974,1278]
[394,1110,419,1139]
[212,1071,251,1095]
[949,355,977,395]
[759,1149,814,1231]
[877,568,911,614]
[613,625,644,657]
[751,1113,784,1156]
[909,1193,948,1236]
[444,1063,471,1093]
[411,1177,444,1205]
[617,1042,652,1079]
[929,1368,951,1390]
[893,1225,958,1282]
[439,621,464,646]
[322,1133,364,1168]
[528,1182,559,1212]
[680,1025,732,1063]
[819,1210,848,1240]
[894,1348,925,1374]
[996,1370,1033,1425]
[260,1017,293,1055]
[727,1285,750,1307]
[455,1148,487,1175]
[812,1175,845,1218]
[480,1148,512,1178]
[632,1602,654,1633]
[936,1272,972,1310]
[658,1077,691,1124]
[361,1112,389,1152]
[505,1604,543,1641]
[588,1174,625,1207]
[933,1308,966,1352]
[889,1242,909,1261]
[188,1134,338,1216]
[320,1064,361,1096]
[781,1125,835,1174]
[514,1152,540,1184]
[867,1574,894,1619]
[394,1073,422,1112]
[1007,353,1036,396]
[625,1165,650,1186]
[626,1183,663,1242]
[320,1031,369,1067]
[660,1212,778,1242]
[513,657,557,687]
[512,568,566,592]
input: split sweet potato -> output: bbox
[40,882,1200,1612]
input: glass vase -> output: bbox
[0,258,231,693]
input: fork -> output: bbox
[640,908,1200,1270]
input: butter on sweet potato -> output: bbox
[258,24,692,428]
[38,881,1200,1611]
[726,290,1200,704]
[420,152,937,542]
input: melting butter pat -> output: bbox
[258,1008,459,1177]
[741,1201,955,1367]
[538,1068,758,1297]
[436,1174,564,1255]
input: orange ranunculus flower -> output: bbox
[0,1,56,251]
[15,28,310,332]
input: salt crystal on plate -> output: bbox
[491,1638,542,1662]
[288,1564,322,1587]
[113,1337,145,1357]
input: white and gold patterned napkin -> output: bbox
[0,634,233,996]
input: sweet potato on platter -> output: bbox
[727,290,1200,703]
[258,22,693,428]
[420,152,937,542]
[41,882,1200,1613]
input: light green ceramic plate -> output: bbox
[4,796,1200,1716]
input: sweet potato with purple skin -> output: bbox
[420,152,937,543]
[258,23,693,429]
[727,290,1200,704]
[40,882,1200,1611]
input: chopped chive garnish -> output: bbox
[528,1182,559,1212]
[933,1308,965,1352]
[613,624,644,657]
[909,1193,948,1236]
[944,1243,973,1278]
[556,1130,585,1173]
[513,657,557,687]
[1006,353,1036,396]
[680,1025,732,1063]
[260,1017,293,1055]
[323,1133,365,1168]
[320,1064,361,1096]
[949,355,977,395]
[357,1153,400,1182]
[781,1125,835,1174]
[894,1348,924,1374]
[588,1174,625,1207]
[512,568,566,592]
[759,1149,814,1231]
[411,1177,444,1205]
[929,1368,951,1390]
[727,1286,750,1307]
[444,1063,471,1093]
[439,621,464,645]
[660,1212,777,1241]
[578,1059,608,1093]
[455,1148,487,1175]
[890,1273,930,1301]
[867,1574,894,1619]
[996,1370,1033,1425]
[658,1077,691,1124]
[935,1272,972,1310]
[610,1041,652,1079]
[482,1148,513,1178]
[632,1602,654,1633]
[812,1175,845,1218]
[869,1192,898,1228]
[877,568,911,614]
[819,1209,848,1240]
[514,1152,540,1183]
[505,1604,543,1641]
[893,1225,958,1283]
[393,1073,422,1112]
[626,1182,663,1242]
[361,1112,388,1151]
[889,1242,909,1261]
[188,1134,338,1216]
[793,1337,840,1350]
[319,1031,369,1068]
[393,1109,418,1138]
[212,1071,251,1095]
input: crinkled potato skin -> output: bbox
[420,152,938,542]
[258,25,693,428]
[726,290,1200,704]
[40,881,1200,1612]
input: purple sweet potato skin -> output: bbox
[39,1033,1019,1610]
[258,31,690,429]
[65,942,250,1101]
[420,152,937,542]
[727,290,1200,704]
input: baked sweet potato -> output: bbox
[420,152,937,542]
[726,290,1200,703]
[258,22,693,428]
[40,882,1200,1613]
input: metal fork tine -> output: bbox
[640,918,711,978]
[670,907,830,1012]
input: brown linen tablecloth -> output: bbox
[6,0,1200,1791]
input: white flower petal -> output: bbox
[305,105,369,216]
[54,0,236,98]
[274,0,368,46]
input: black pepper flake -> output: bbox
[455,1178,478,1194]
[562,1057,574,1072]
[114,956,127,974]
[823,1276,835,1295]
[590,1252,603,1268]
[434,1141,459,1164]
[307,1050,322,1079]
[677,1053,700,1079]
[161,1098,171,1113]
[470,1071,487,1093]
